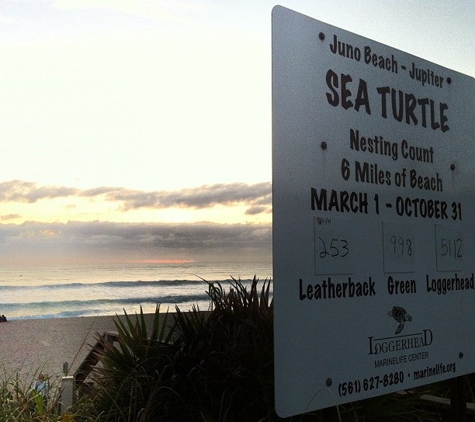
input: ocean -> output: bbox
[0,261,273,320]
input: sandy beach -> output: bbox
[0,313,161,386]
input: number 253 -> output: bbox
[318,237,349,258]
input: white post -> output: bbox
[60,375,75,413]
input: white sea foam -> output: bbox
[0,261,272,319]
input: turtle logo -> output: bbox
[388,306,412,335]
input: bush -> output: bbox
[87,276,274,422]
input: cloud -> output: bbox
[0,180,272,215]
[0,220,272,264]
[0,180,78,203]
[245,206,270,216]
[0,214,21,221]
[108,182,272,211]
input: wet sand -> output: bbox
[0,314,161,385]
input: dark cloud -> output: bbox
[0,180,78,203]
[0,220,272,264]
[109,182,272,211]
[0,214,21,221]
[245,206,271,216]
[0,180,272,215]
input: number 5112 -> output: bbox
[439,238,463,258]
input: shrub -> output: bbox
[87,277,274,422]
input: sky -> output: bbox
[0,0,473,266]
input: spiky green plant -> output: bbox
[162,277,275,422]
[86,277,275,422]
[202,276,275,421]
[89,305,177,421]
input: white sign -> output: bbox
[272,5,475,417]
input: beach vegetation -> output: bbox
[0,370,66,421]
[83,276,275,421]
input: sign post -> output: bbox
[272,6,475,418]
[451,376,466,421]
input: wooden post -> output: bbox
[60,376,75,414]
[450,376,466,422]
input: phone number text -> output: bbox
[338,371,404,397]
